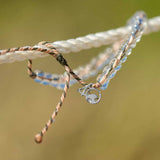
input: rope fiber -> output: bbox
[0,16,160,64]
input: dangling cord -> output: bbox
[27,46,88,143]
[0,45,88,143]
[28,59,70,143]
[32,46,116,90]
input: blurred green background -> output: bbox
[0,0,160,160]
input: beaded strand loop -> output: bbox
[0,11,148,143]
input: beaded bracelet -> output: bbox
[0,11,147,143]
[71,12,146,105]
[30,12,146,93]
[32,11,146,143]
[32,46,116,90]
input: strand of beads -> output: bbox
[32,47,116,90]
[93,11,147,91]
[0,11,148,144]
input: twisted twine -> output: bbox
[0,16,160,64]
[0,11,156,143]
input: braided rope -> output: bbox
[0,15,160,64]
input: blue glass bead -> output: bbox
[135,35,142,42]
[53,77,60,81]
[109,71,116,79]
[115,65,121,71]
[41,81,50,85]
[121,57,127,63]
[132,32,136,38]
[37,72,45,77]
[60,84,65,89]
[139,18,142,24]
[135,24,140,30]
[131,43,136,48]
[45,74,53,79]
[126,48,132,56]
[100,81,109,90]
[34,79,41,83]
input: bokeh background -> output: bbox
[0,0,160,160]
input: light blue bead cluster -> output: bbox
[32,12,146,92]
[100,12,146,90]
[33,48,115,90]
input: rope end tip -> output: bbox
[35,133,43,143]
